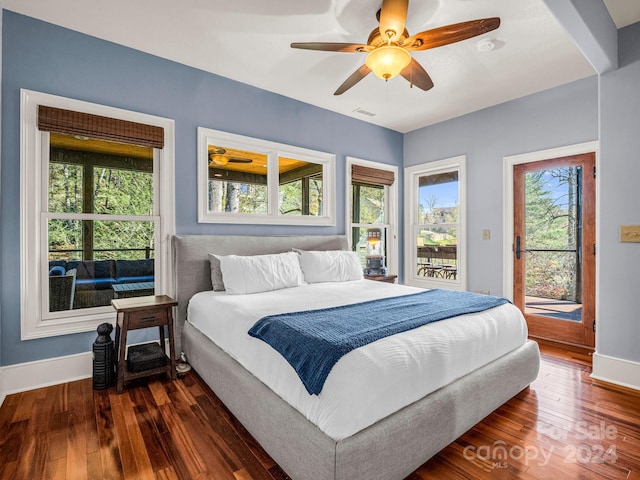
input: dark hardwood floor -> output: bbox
[1,341,639,479]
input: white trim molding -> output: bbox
[20,89,176,339]
[404,156,467,291]
[345,157,399,277]
[197,127,336,226]
[0,351,93,407]
[592,352,640,391]
[0,338,170,407]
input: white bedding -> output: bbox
[187,280,528,441]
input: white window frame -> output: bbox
[20,89,176,340]
[197,127,336,226]
[345,157,399,276]
[404,156,467,290]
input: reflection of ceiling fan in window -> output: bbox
[208,147,253,166]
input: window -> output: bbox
[198,127,335,225]
[405,156,466,290]
[20,90,175,339]
[346,157,398,275]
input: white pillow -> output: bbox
[214,252,305,295]
[208,253,226,291]
[294,249,363,283]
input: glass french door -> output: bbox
[513,153,595,347]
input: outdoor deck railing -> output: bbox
[416,245,457,279]
[49,246,154,260]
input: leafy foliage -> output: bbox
[48,156,155,261]
[524,168,579,301]
[352,184,386,266]
[279,178,323,216]
[208,177,323,216]
[353,184,385,224]
[208,181,268,213]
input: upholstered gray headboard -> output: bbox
[172,234,348,355]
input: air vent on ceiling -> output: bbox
[353,107,376,117]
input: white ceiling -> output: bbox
[5,0,639,133]
[603,0,640,28]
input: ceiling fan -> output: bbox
[291,0,500,95]
[208,147,253,167]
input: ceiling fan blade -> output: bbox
[334,65,372,95]
[291,42,372,53]
[400,58,434,91]
[402,17,500,51]
[379,0,409,43]
[209,157,252,167]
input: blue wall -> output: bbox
[405,76,599,296]
[598,21,640,363]
[0,11,403,366]
[405,20,640,367]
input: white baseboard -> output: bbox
[0,340,169,407]
[591,352,640,391]
[0,351,93,406]
[3,348,635,407]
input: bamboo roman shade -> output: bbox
[351,164,395,186]
[37,105,164,149]
[418,171,458,187]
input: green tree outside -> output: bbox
[524,168,578,301]
[48,158,155,261]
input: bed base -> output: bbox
[184,322,539,480]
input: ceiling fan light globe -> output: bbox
[210,154,229,166]
[365,45,411,81]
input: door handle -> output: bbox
[515,236,521,260]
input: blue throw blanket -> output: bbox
[248,289,510,395]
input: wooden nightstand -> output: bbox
[111,295,177,393]
[364,274,398,284]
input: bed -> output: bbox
[173,234,540,480]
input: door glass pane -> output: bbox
[207,145,268,214]
[524,167,582,321]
